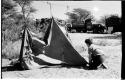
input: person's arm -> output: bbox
[95,48,104,55]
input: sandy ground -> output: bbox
[2,33,122,79]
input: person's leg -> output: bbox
[99,64,107,69]
[91,55,102,69]
[98,55,107,69]
[95,55,107,69]
[89,56,97,69]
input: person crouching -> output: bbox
[85,38,107,70]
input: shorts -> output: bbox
[90,54,105,69]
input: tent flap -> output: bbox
[19,17,87,69]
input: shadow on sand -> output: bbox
[2,63,26,72]
[2,63,90,72]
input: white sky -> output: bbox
[31,1,121,20]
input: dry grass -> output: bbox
[93,39,121,46]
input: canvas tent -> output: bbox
[18,17,88,69]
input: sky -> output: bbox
[31,1,121,20]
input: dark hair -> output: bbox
[85,38,93,45]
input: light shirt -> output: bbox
[88,44,104,56]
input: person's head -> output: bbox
[85,38,93,47]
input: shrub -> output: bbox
[2,40,21,59]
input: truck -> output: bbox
[66,19,106,34]
[66,23,87,33]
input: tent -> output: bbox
[18,17,88,69]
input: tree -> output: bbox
[98,15,109,26]
[66,8,93,24]
[2,0,17,21]
[97,14,121,32]
[66,12,79,24]
[105,14,121,32]
[15,0,37,27]
[2,0,37,43]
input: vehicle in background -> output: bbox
[66,19,107,34]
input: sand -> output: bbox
[2,33,122,79]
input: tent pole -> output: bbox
[47,2,53,18]
[19,26,26,64]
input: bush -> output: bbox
[2,18,38,59]
[2,40,21,59]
